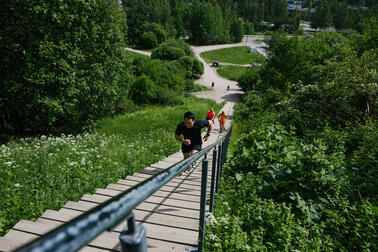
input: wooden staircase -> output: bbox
[0,102,234,252]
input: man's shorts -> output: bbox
[182,144,202,153]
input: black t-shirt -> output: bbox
[175,120,209,150]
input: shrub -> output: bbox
[129,75,156,104]
[177,56,193,71]
[0,0,130,134]
[144,23,167,44]
[139,31,158,49]
[151,44,186,60]
[192,58,204,77]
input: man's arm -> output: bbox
[175,134,191,145]
[203,120,212,141]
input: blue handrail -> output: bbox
[14,127,232,252]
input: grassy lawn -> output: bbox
[0,96,224,236]
[200,46,265,65]
[253,39,264,44]
[217,65,248,81]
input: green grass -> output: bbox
[253,39,264,44]
[200,46,265,65]
[0,96,223,235]
[216,65,248,81]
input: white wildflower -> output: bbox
[222,201,229,206]
[245,245,251,250]
[220,217,229,223]
[5,161,13,166]
[209,234,218,241]
[14,183,20,187]
[69,162,78,166]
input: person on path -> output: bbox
[205,108,216,124]
[211,82,215,88]
[227,85,230,91]
[218,110,228,133]
[175,111,213,159]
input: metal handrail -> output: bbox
[14,127,233,252]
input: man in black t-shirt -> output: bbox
[175,111,213,159]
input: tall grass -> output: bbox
[0,96,223,235]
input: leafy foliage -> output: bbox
[0,0,130,135]
[209,27,377,251]
[140,32,158,49]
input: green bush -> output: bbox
[0,0,130,135]
[144,22,168,44]
[192,58,204,77]
[151,44,186,60]
[140,31,158,49]
[129,75,157,104]
[177,56,193,71]
[237,67,261,91]
[151,39,194,60]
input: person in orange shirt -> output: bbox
[217,110,228,133]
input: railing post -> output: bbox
[219,141,226,180]
[198,155,208,252]
[209,147,217,212]
[119,212,147,252]
[215,142,222,193]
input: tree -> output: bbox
[0,0,130,134]
[332,1,350,31]
[140,31,158,49]
[311,1,332,30]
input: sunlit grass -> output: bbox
[200,46,266,65]
[0,96,223,235]
[217,65,248,81]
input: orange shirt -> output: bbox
[218,114,227,123]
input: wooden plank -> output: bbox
[41,206,199,232]
[107,183,202,197]
[117,179,207,195]
[62,200,199,220]
[0,237,23,252]
[136,202,199,219]
[125,175,203,188]
[143,222,198,246]
[4,230,38,243]
[79,246,111,252]
[13,220,54,235]
[42,209,75,222]
[109,222,198,247]
[146,238,196,252]
[63,200,97,212]
[119,178,205,193]
[82,193,200,211]
[95,188,200,202]
[134,172,203,184]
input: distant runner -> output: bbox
[205,108,216,124]
[211,82,215,88]
[175,111,213,159]
[218,110,228,133]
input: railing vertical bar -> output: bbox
[209,147,217,212]
[215,142,222,193]
[198,156,209,252]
